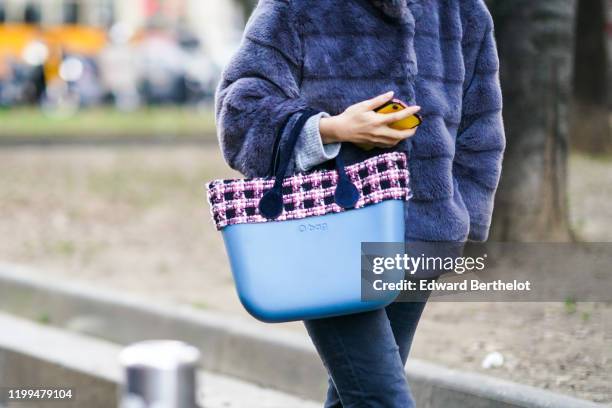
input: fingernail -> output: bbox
[386,91,394,96]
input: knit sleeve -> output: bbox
[454,19,506,241]
[215,0,308,177]
[294,112,341,172]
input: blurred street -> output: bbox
[0,0,242,112]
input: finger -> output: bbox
[376,127,417,139]
[378,105,421,125]
[363,136,393,147]
[368,134,407,147]
[356,91,395,111]
[371,138,403,148]
[368,139,396,148]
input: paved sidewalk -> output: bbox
[200,372,319,408]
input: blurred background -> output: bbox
[0,0,610,405]
[0,0,257,137]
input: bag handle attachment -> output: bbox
[332,152,360,209]
[259,110,359,219]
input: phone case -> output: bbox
[356,99,421,151]
[375,100,422,130]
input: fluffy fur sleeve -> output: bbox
[454,7,506,241]
[215,0,307,177]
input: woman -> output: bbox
[216,0,505,406]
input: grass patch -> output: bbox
[564,298,577,314]
[191,301,209,310]
[53,240,77,256]
[0,106,217,140]
[37,313,51,325]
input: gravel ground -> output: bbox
[0,146,610,404]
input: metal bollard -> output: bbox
[119,340,201,408]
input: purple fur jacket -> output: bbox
[215,0,505,242]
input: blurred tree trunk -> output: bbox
[608,0,612,105]
[487,0,577,241]
[571,0,612,154]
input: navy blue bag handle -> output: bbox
[259,109,360,219]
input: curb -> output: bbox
[0,313,119,408]
[0,263,327,401]
[0,312,319,408]
[0,263,605,408]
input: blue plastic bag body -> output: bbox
[222,200,404,322]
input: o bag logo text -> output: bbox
[299,223,328,233]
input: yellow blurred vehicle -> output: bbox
[0,8,107,104]
[44,25,107,55]
[42,25,107,83]
[0,22,46,104]
[0,23,40,61]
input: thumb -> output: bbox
[357,91,395,111]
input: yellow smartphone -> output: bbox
[375,99,422,130]
[356,99,422,150]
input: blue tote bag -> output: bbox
[207,109,410,322]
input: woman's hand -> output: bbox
[319,91,421,148]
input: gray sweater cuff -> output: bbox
[294,112,341,172]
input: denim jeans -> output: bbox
[304,301,428,408]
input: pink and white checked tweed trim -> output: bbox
[206,152,411,230]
